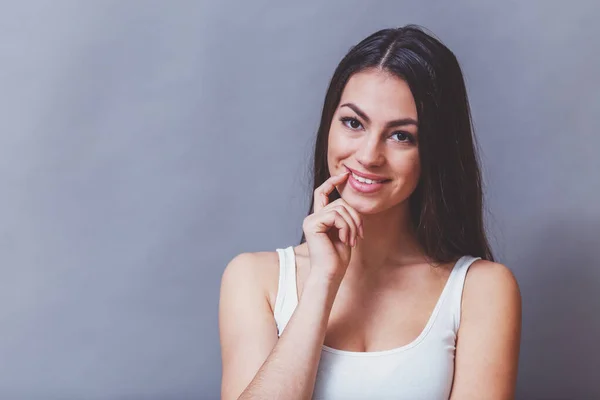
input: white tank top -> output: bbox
[273,246,480,400]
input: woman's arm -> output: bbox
[219,252,340,400]
[449,260,522,399]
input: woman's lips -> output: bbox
[344,166,389,181]
[347,172,390,194]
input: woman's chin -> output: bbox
[339,192,385,214]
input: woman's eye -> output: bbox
[391,132,414,143]
[340,117,363,130]
[340,117,415,144]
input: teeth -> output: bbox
[351,172,385,184]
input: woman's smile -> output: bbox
[347,171,391,194]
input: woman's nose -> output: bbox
[355,135,385,168]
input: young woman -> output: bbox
[219,25,521,399]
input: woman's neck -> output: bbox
[345,203,426,281]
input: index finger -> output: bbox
[313,171,350,213]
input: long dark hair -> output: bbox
[299,24,495,263]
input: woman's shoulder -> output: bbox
[462,259,521,318]
[221,243,310,312]
[464,259,519,294]
[221,250,279,311]
[452,258,521,391]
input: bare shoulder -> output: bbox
[450,259,522,398]
[464,259,521,300]
[461,259,522,323]
[221,250,281,312]
[219,250,284,400]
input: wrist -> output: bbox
[302,271,343,301]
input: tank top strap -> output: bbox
[273,246,299,336]
[445,255,482,332]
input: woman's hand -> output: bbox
[302,171,364,284]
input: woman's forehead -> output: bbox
[339,70,417,120]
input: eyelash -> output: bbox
[339,116,415,144]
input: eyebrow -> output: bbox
[340,103,419,129]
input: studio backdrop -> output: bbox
[0,0,598,399]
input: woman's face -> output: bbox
[327,68,421,215]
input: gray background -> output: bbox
[1,0,598,399]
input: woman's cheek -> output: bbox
[329,129,355,157]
